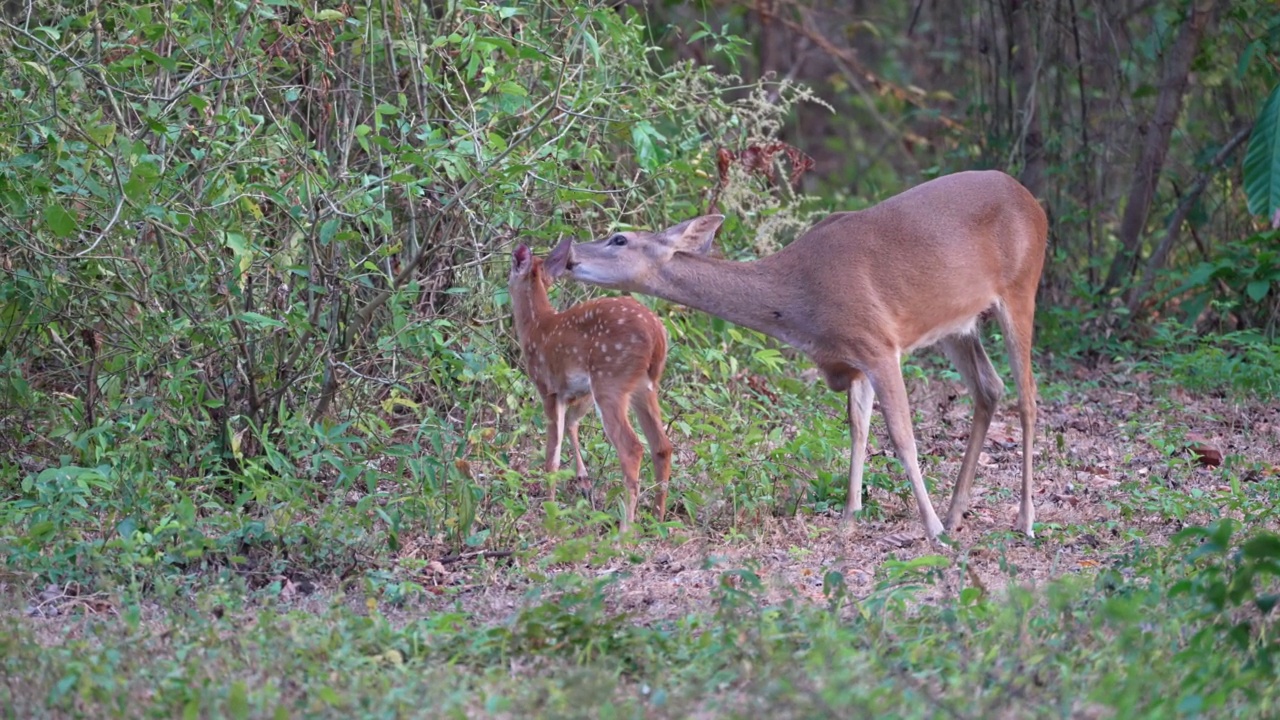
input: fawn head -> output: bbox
[546,215,725,291]
[509,243,558,289]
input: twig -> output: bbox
[1125,122,1254,315]
[310,59,569,422]
[773,7,921,170]
[438,549,515,565]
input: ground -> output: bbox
[12,361,1271,630]
[4,359,1277,718]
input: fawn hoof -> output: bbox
[575,476,595,508]
[1015,516,1035,538]
[923,517,948,546]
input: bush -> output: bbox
[0,0,826,586]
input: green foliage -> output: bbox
[1138,322,1280,396]
[6,524,1280,717]
[0,0,824,587]
[1171,229,1280,335]
[1245,84,1280,222]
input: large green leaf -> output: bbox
[1244,84,1280,222]
[43,202,78,239]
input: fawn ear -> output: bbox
[661,215,725,254]
[512,243,531,269]
[544,237,573,278]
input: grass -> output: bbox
[5,522,1279,718]
[3,326,1280,718]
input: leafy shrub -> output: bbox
[0,0,826,587]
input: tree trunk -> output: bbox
[1102,0,1218,293]
[756,0,786,83]
[1123,123,1253,315]
[1010,0,1045,198]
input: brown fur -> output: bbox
[549,170,1047,541]
[509,244,673,531]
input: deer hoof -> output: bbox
[575,476,595,508]
[1015,509,1035,537]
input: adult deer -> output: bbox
[508,243,673,531]
[546,170,1047,542]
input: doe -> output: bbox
[547,171,1047,542]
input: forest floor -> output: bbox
[4,359,1278,717]
[10,361,1276,631]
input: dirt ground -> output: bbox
[381,363,1280,628]
[9,364,1278,637]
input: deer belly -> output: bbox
[557,369,594,401]
[904,314,980,352]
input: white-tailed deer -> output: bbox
[508,243,673,531]
[547,170,1047,542]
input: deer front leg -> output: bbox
[542,395,567,502]
[842,375,875,522]
[869,360,946,541]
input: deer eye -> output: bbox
[607,234,627,247]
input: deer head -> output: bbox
[545,215,725,292]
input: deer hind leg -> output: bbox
[541,395,568,502]
[868,357,945,541]
[841,374,875,521]
[595,390,644,531]
[564,395,594,504]
[996,300,1039,537]
[630,384,673,522]
[940,333,1006,532]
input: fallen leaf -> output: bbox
[745,373,779,403]
[1089,474,1120,489]
[1049,492,1079,507]
[876,532,921,549]
[1186,435,1223,468]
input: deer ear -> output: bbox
[544,237,572,278]
[513,243,532,269]
[663,214,725,254]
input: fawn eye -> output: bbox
[607,234,627,247]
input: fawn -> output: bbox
[508,243,673,531]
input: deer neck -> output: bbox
[510,280,555,351]
[644,254,812,349]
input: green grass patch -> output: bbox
[5,520,1279,718]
